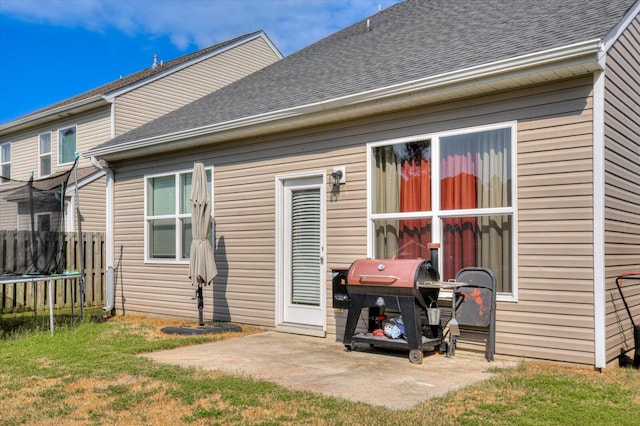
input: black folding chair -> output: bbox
[451,267,497,361]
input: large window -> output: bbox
[58,126,76,165]
[1,142,10,184]
[369,124,515,294]
[145,168,213,261]
[39,132,52,176]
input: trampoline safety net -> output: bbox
[0,159,78,275]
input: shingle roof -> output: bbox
[2,164,96,201]
[92,0,637,153]
[18,32,260,119]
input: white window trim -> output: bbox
[0,141,10,184]
[144,166,214,264]
[39,131,52,177]
[366,121,518,302]
[58,124,77,166]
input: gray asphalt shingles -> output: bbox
[91,0,636,153]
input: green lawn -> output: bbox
[1,312,639,425]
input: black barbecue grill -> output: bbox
[342,245,446,364]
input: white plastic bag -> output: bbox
[383,317,405,339]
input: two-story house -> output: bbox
[0,31,282,235]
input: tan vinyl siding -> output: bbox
[2,130,43,183]
[0,105,111,178]
[0,186,17,229]
[604,15,640,365]
[113,143,367,325]
[114,37,280,136]
[51,107,111,172]
[77,175,107,232]
[0,108,110,231]
[112,76,596,364]
[75,108,112,167]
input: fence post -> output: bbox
[97,233,105,304]
[85,232,94,305]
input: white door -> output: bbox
[280,175,325,329]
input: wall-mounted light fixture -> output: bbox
[331,166,346,189]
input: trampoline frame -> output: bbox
[1,273,81,335]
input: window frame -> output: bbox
[366,122,518,301]
[36,212,52,232]
[58,125,77,165]
[0,142,10,184]
[144,166,214,264]
[39,131,52,177]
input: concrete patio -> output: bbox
[141,331,516,410]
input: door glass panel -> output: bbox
[290,188,320,306]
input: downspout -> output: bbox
[92,155,115,314]
[94,97,117,314]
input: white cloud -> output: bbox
[0,0,401,55]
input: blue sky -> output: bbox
[0,0,402,124]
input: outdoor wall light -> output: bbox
[331,166,346,188]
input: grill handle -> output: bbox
[358,274,399,284]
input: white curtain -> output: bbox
[374,146,400,258]
[476,128,511,292]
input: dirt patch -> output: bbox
[106,315,262,341]
[1,316,262,425]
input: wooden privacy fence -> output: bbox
[0,231,105,314]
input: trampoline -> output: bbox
[1,158,85,335]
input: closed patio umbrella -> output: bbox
[189,162,216,325]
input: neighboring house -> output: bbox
[87,0,639,369]
[0,31,282,234]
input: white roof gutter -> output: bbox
[0,95,108,136]
[89,38,604,160]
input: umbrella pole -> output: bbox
[196,284,204,326]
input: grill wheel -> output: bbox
[409,349,423,364]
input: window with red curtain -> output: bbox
[371,126,513,293]
[372,140,432,259]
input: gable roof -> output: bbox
[89,0,639,160]
[1,31,280,134]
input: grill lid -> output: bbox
[347,259,437,288]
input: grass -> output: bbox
[1,312,639,425]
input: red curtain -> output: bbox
[441,148,478,280]
[399,158,431,259]
[396,142,479,277]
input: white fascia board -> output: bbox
[351,39,603,102]
[90,39,603,159]
[0,95,107,135]
[592,69,606,370]
[601,1,640,55]
[103,31,277,101]
[259,31,285,60]
[65,170,107,196]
